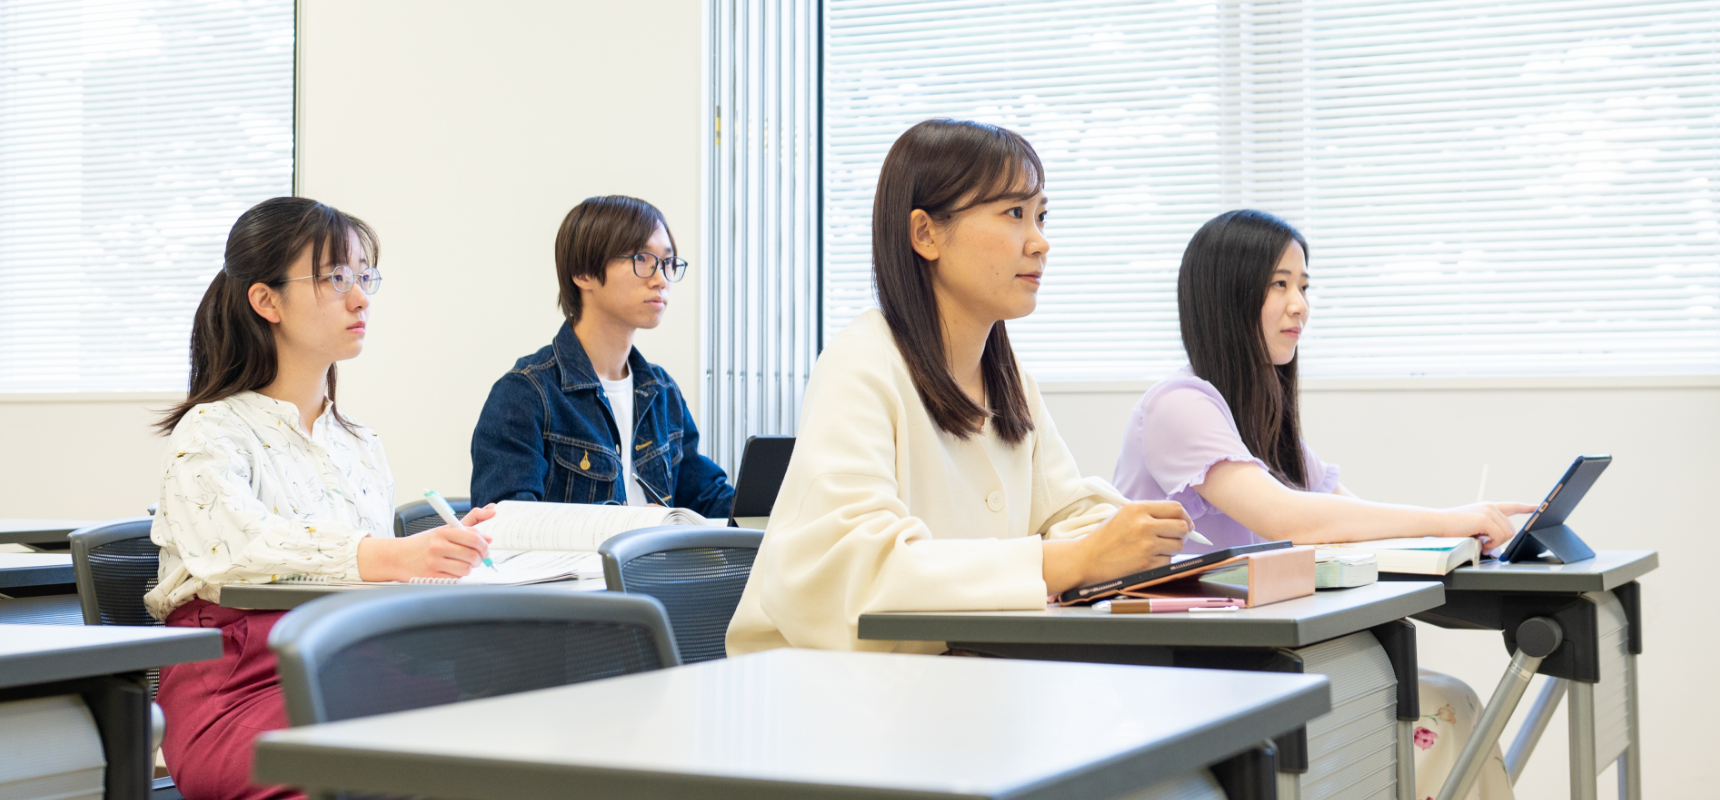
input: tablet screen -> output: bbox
[1499,454,1610,563]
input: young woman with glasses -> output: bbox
[727,119,1194,655]
[469,195,734,516]
[1112,209,1533,799]
[148,197,495,799]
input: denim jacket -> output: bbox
[470,322,735,518]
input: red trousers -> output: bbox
[157,599,302,800]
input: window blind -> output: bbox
[704,0,820,473]
[823,0,1720,379]
[0,0,294,393]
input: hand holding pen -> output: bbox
[424,490,498,572]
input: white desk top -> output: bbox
[219,577,608,610]
[256,648,1330,800]
[0,624,221,689]
[0,519,98,546]
[0,553,75,590]
[862,580,1444,649]
[1384,549,1659,593]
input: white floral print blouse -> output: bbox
[144,390,396,619]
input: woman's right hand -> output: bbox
[356,504,495,581]
[1436,502,1537,549]
[1043,501,1193,595]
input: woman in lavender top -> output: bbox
[1114,209,1531,799]
[1114,210,1531,554]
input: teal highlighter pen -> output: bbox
[424,489,495,571]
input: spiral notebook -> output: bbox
[276,501,715,587]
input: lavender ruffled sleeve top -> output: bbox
[1112,366,1341,553]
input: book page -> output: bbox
[474,502,704,551]
[453,549,603,584]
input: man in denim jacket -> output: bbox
[470,196,734,517]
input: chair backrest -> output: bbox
[393,497,471,537]
[599,526,763,663]
[268,587,681,727]
[728,435,795,523]
[68,517,162,627]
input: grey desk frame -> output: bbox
[1387,550,1657,800]
[862,581,1445,800]
[255,648,1330,800]
[0,625,221,800]
[218,577,608,611]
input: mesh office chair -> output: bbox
[599,526,763,663]
[269,587,681,727]
[392,497,472,538]
[68,518,179,799]
[69,517,162,628]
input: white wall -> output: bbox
[0,0,705,519]
[1045,378,1719,800]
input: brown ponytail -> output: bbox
[157,197,378,435]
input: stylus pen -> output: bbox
[634,474,672,507]
[423,489,495,571]
[1095,511,1213,546]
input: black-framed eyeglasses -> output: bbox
[620,253,688,282]
[282,264,383,295]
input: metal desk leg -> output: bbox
[1397,720,1414,800]
[1568,680,1598,800]
[1505,677,1566,784]
[1436,618,1564,800]
[1617,653,1641,800]
[1210,742,1278,800]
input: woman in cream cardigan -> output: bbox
[727,119,1195,655]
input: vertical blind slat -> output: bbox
[703,0,820,474]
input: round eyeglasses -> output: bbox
[620,253,688,282]
[281,264,383,295]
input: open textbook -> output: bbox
[1316,537,1480,575]
[276,501,715,587]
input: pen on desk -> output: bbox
[1476,463,1490,504]
[423,489,495,571]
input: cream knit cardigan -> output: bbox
[726,309,1130,655]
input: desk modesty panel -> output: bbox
[218,578,608,611]
[861,581,1444,649]
[0,624,221,689]
[256,648,1331,800]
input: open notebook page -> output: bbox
[475,501,707,551]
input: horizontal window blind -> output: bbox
[0,0,294,393]
[823,0,1720,379]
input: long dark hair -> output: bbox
[872,119,1041,444]
[1178,209,1310,488]
[555,195,677,324]
[157,197,379,435]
